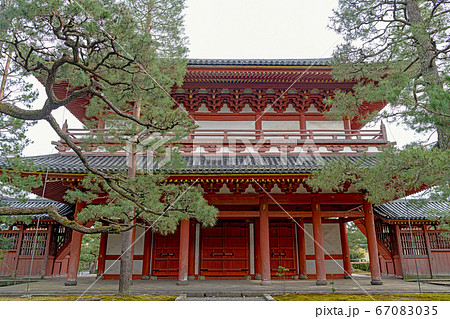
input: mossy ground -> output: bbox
[274,293,450,301]
[0,294,177,301]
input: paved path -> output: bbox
[1,274,449,297]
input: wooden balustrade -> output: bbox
[52,127,389,154]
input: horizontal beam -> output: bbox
[205,193,364,205]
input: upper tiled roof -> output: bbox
[0,197,75,219]
[0,153,376,175]
[187,58,332,67]
[374,199,449,220]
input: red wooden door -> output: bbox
[200,221,250,277]
[152,229,180,278]
[269,222,297,277]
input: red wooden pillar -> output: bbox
[43,224,54,277]
[188,220,196,280]
[312,197,327,285]
[141,227,152,280]
[339,218,352,279]
[364,199,382,285]
[177,219,190,285]
[259,197,271,285]
[297,218,307,279]
[12,225,24,278]
[65,202,85,286]
[254,217,261,279]
[422,225,434,278]
[299,114,306,139]
[97,230,108,278]
[394,224,404,278]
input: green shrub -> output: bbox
[352,262,370,272]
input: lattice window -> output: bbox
[20,232,47,256]
[375,222,391,252]
[400,232,427,256]
[56,226,72,252]
[429,232,450,250]
[0,232,19,250]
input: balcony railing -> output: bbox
[53,127,389,155]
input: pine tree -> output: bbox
[0,0,218,295]
[308,0,450,208]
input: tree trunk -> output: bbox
[118,103,140,296]
[406,0,449,150]
[118,228,133,296]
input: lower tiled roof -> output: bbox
[374,199,449,220]
[0,197,75,219]
[0,153,376,175]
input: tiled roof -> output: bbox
[0,153,376,175]
[187,58,332,67]
[374,199,449,220]
[0,197,75,219]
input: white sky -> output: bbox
[22,0,433,156]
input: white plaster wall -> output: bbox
[106,233,122,255]
[134,227,145,255]
[323,224,342,255]
[133,260,143,274]
[105,260,120,274]
[106,228,145,256]
[306,121,344,131]
[304,223,341,255]
[325,259,344,274]
[304,223,315,255]
[262,121,299,131]
[306,260,316,274]
[196,120,255,131]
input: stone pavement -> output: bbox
[0,274,449,297]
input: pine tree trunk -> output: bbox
[406,0,449,150]
[118,228,133,296]
[118,103,140,296]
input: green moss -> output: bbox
[273,293,450,301]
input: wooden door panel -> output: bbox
[270,222,297,276]
[152,229,180,277]
[200,221,250,277]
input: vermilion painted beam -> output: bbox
[364,199,382,285]
[177,219,190,285]
[339,218,352,279]
[204,193,364,206]
[217,211,364,218]
[312,197,327,285]
[259,197,271,285]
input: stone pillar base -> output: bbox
[260,280,272,286]
[299,274,308,280]
[371,280,383,285]
[177,280,189,286]
[64,280,77,286]
[141,276,150,280]
[344,274,352,279]
[316,280,327,286]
